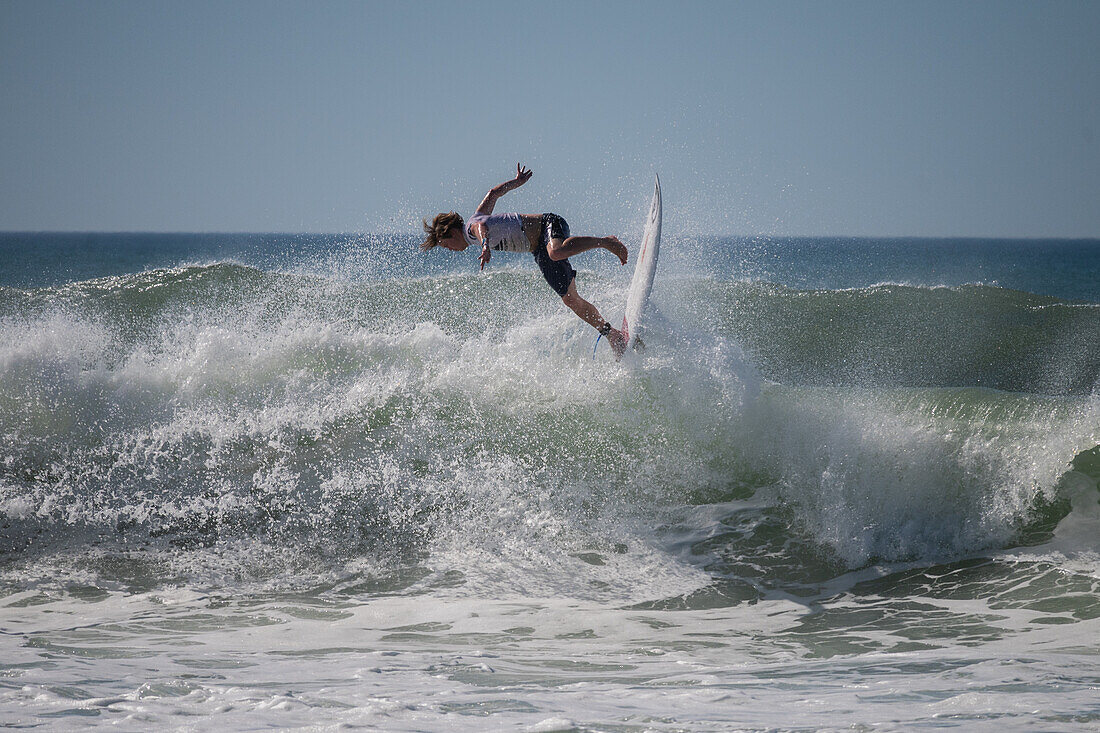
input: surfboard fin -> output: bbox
[633,337,645,353]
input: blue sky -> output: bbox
[1,0,1098,237]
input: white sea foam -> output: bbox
[2,255,1099,730]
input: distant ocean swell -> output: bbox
[674,279,1100,395]
[1,263,1097,599]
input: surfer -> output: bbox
[421,164,629,356]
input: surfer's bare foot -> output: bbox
[604,236,628,265]
[607,327,627,359]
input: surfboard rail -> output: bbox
[621,174,662,352]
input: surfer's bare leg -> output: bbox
[548,236,628,265]
[561,281,627,356]
[560,280,605,329]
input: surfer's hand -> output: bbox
[479,245,491,271]
[514,164,532,185]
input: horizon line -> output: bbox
[2,230,1099,243]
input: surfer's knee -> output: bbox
[547,239,569,261]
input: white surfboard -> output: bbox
[621,174,662,352]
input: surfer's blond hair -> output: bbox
[421,212,464,251]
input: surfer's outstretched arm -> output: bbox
[475,163,532,216]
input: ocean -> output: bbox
[1,231,1098,731]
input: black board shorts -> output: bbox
[532,213,576,296]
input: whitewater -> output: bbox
[1,231,1098,731]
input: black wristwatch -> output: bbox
[598,322,612,336]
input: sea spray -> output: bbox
[740,387,1099,567]
[3,262,1095,593]
[2,234,1100,730]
